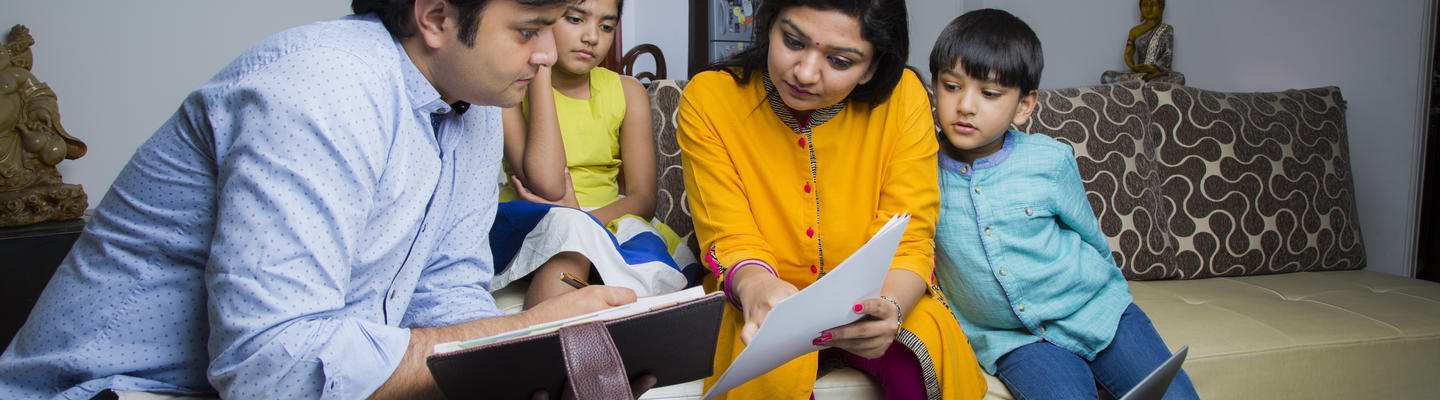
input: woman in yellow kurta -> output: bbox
[679,1,986,399]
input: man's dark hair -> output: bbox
[703,0,911,106]
[928,8,1043,96]
[353,0,574,47]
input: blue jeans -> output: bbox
[994,303,1199,400]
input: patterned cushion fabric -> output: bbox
[1018,81,1181,280]
[647,80,698,255]
[1144,83,1365,278]
[651,79,1363,281]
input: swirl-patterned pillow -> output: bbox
[1145,83,1365,278]
[647,80,698,255]
[1017,80,1181,280]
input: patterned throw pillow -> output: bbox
[646,80,698,255]
[1143,83,1366,278]
[1018,81,1181,280]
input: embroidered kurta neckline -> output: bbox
[762,72,847,275]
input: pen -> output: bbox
[559,272,590,289]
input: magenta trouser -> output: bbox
[816,342,927,399]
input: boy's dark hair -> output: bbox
[702,0,911,107]
[353,0,576,47]
[928,8,1043,96]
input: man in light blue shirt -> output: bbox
[0,0,641,398]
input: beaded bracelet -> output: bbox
[878,295,903,332]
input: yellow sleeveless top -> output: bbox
[500,67,625,208]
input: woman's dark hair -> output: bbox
[702,0,911,106]
[353,0,575,47]
[928,8,1043,96]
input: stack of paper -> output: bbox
[703,213,911,399]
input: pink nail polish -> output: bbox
[853,304,863,312]
[812,338,825,346]
[821,333,833,341]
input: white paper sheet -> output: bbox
[702,214,911,400]
[433,286,706,353]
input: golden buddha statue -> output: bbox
[1101,0,1186,85]
[0,25,88,227]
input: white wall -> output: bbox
[2,1,350,210]
[620,0,688,79]
[906,0,965,81]
[973,0,1435,277]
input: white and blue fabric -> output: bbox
[489,201,702,296]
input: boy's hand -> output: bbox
[512,171,580,209]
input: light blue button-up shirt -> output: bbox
[934,130,1132,374]
[0,15,504,399]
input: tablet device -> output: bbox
[1118,345,1189,400]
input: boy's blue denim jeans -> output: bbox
[994,303,1200,400]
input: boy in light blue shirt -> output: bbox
[929,9,1199,399]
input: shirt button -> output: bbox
[984,227,992,235]
[1017,304,1026,312]
[806,228,815,238]
[810,265,818,273]
[974,186,982,194]
[804,183,812,193]
[1025,207,1033,216]
[961,166,969,173]
[998,268,1007,276]
[1039,326,1047,333]
[799,138,807,147]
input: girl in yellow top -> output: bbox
[495,0,695,308]
[679,1,986,399]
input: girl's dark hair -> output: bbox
[352,0,575,47]
[702,0,911,106]
[928,8,1043,96]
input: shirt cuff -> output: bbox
[319,320,411,399]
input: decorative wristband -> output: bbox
[878,295,903,332]
[722,259,777,310]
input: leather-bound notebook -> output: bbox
[427,287,724,399]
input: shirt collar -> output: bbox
[939,130,1017,175]
[394,34,454,116]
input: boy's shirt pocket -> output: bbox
[1007,202,1056,243]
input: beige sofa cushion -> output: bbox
[1132,270,1440,399]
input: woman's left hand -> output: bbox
[815,297,902,359]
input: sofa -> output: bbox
[524,79,1440,399]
